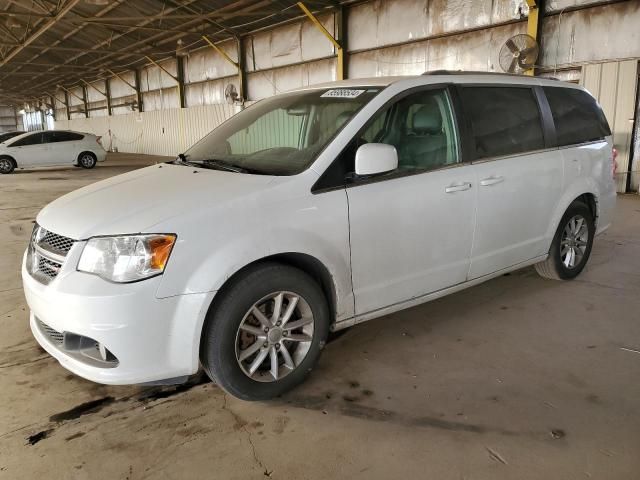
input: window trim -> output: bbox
[468,146,559,165]
[455,83,549,164]
[557,138,609,150]
[312,83,466,194]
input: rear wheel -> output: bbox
[200,262,330,400]
[535,202,595,280]
[0,156,15,174]
[78,152,97,169]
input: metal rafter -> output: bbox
[0,1,338,103]
[18,0,205,89]
[0,0,80,67]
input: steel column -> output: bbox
[525,0,541,76]
[134,69,144,112]
[297,2,343,80]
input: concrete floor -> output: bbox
[1,153,639,480]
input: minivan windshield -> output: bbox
[180,87,382,175]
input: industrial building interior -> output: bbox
[0,0,639,478]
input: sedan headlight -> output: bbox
[78,234,176,283]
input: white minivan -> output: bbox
[0,130,106,174]
[22,73,616,400]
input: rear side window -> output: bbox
[543,87,611,146]
[53,131,84,142]
[10,133,43,147]
[459,87,545,160]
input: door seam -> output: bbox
[466,169,479,281]
[344,187,357,317]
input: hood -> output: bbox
[37,163,278,239]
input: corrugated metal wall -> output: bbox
[0,105,18,133]
[41,0,640,169]
[56,104,237,156]
[581,60,639,192]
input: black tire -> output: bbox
[0,156,15,174]
[535,201,595,280]
[78,152,97,169]
[200,262,330,401]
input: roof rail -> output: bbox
[421,70,544,79]
[422,69,455,75]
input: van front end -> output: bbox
[21,224,211,385]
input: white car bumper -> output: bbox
[22,248,214,385]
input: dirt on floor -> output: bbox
[1,153,639,479]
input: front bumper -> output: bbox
[22,246,214,385]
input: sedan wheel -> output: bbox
[0,158,14,174]
[79,153,96,169]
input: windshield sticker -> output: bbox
[321,89,365,99]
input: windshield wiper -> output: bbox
[199,159,267,175]
[174,155,265,174]
[173,153,200,168]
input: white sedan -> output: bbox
[0,130,106,174]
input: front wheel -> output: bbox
[0,157,15,174]
[535,201,595,280]
[78,152,97,169]
[200,263,330,400]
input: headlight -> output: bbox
[77,234,176,283]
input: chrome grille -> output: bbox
[27,224,75,285]
[37,319,64,345]
[39,229,74,255]
[37,256,62,279]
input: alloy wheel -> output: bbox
[0,159,12,173]
[560,214,589,269]
[81,154,94,167]
[235,291,314,382]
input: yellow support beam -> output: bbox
[202,35,238,68]
[525,0,539,76]
[107,69,137,92]
[81,79,106,98]
[145,56,179,83]
[56,84,84,104]
[297,2,344,80]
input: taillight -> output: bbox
[612,147,618,179]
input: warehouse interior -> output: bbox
[1,0,639,190]
[1,0,640,479]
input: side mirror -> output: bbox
[355,143,398,176]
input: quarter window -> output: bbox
[52,131,84,142]
[460,87,545,160]
[543,87,611,146]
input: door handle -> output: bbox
[480,176,505,186]
[445,182,472,193]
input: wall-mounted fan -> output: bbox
[225,84,240,104]
[499,34,539,74]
